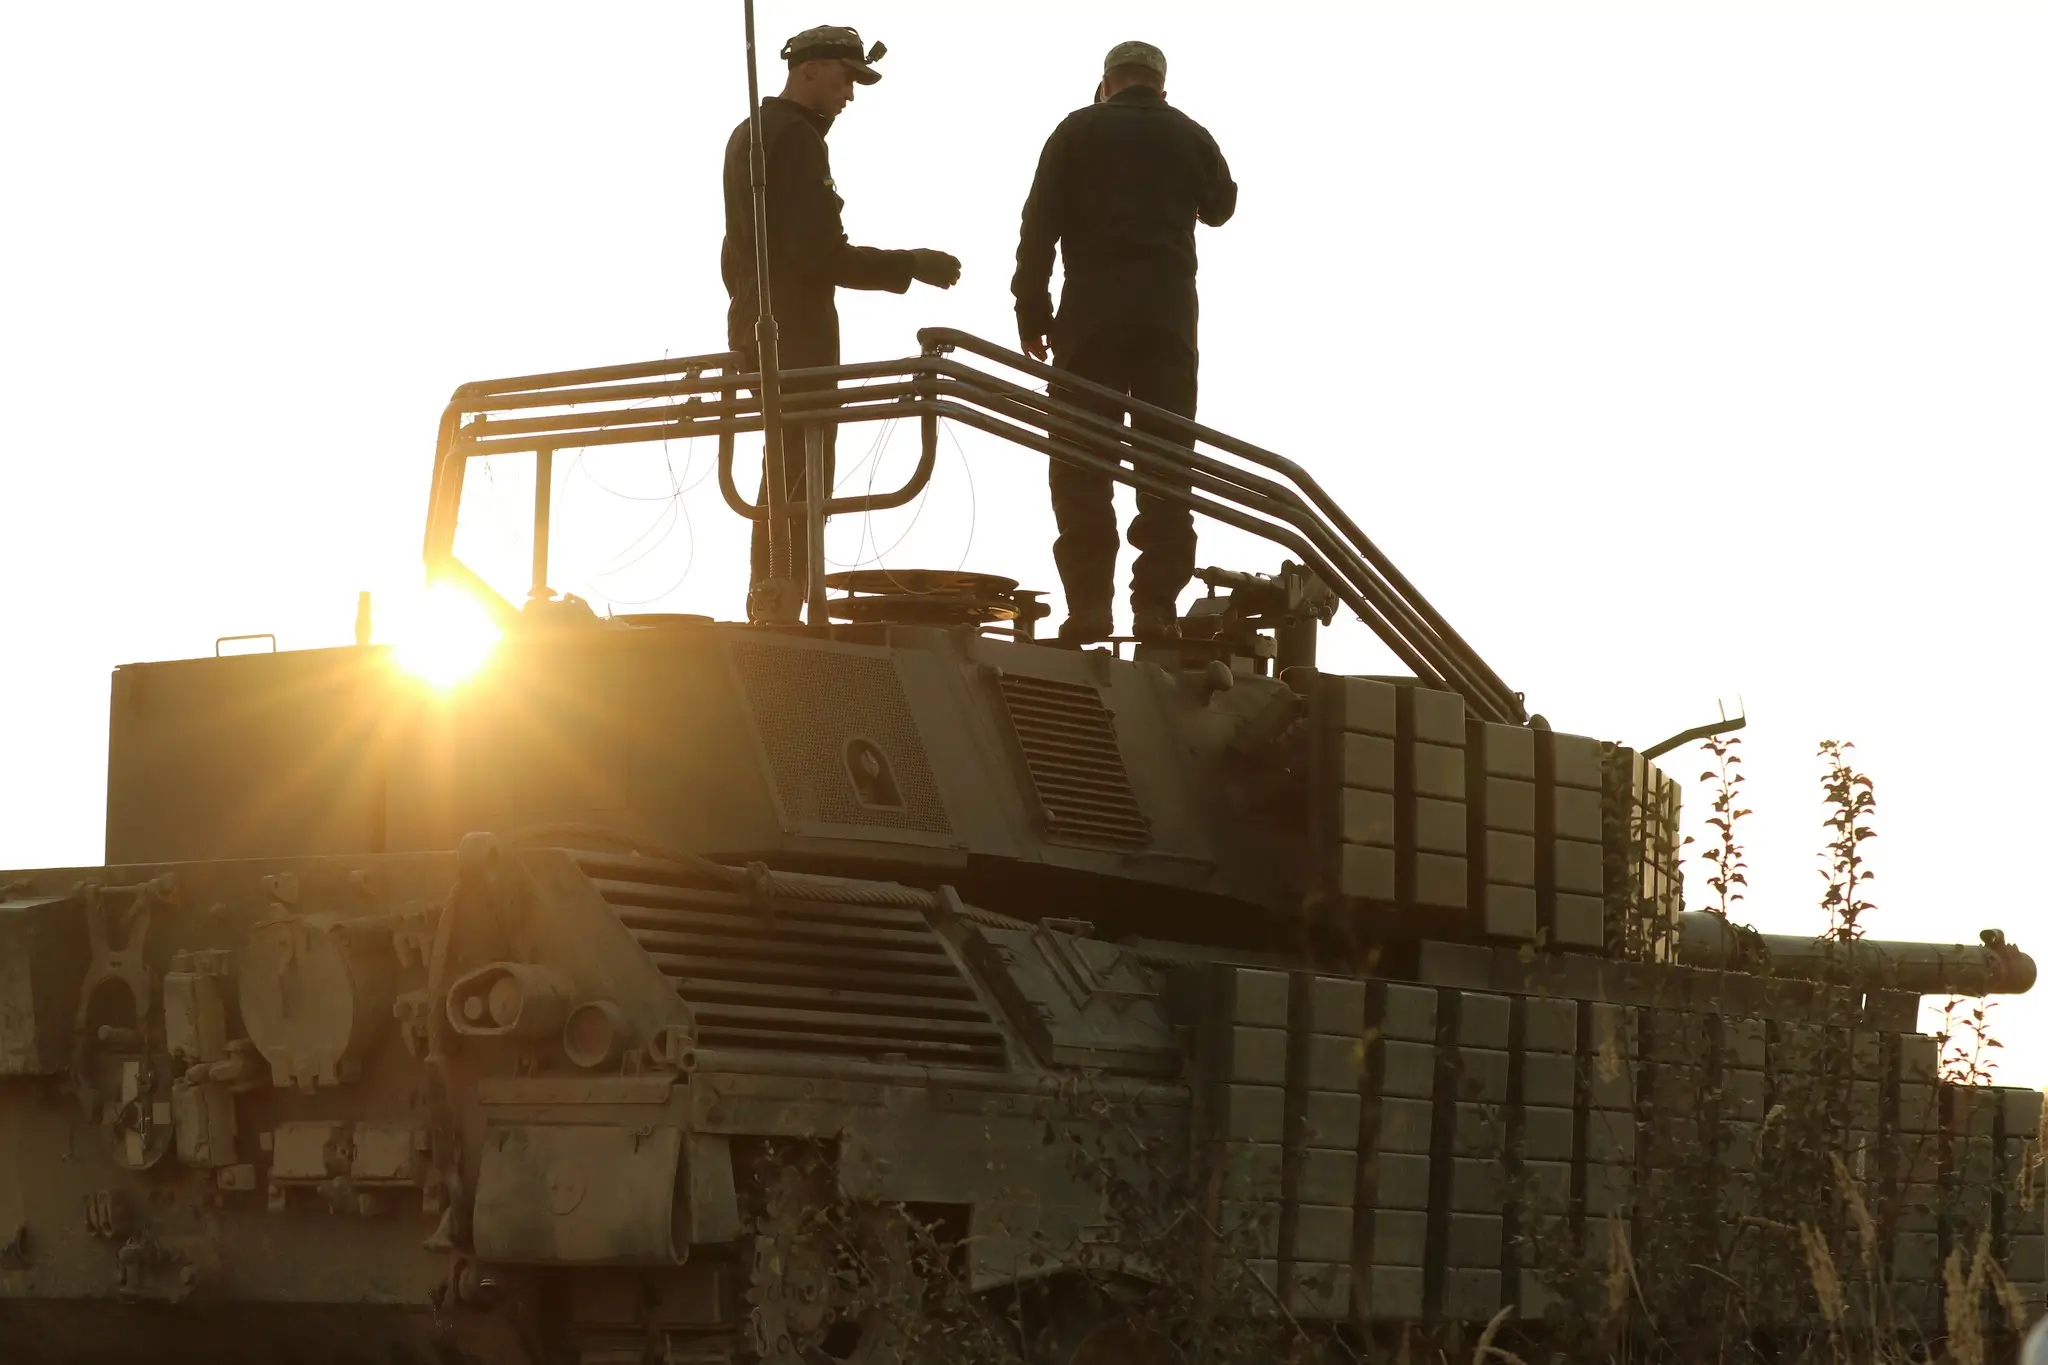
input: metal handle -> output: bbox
[214,634,277,657]
[716,398,939,521]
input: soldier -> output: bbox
[722,24,961,613]
[1012,40,1238,644]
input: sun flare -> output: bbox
[390,583,502,688]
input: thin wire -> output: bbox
[559,346,703,609]
[843,422,891,572]
[604,436,698,605]
[823,418,899,570]
[580,432,690,584]
[588,484,683,577]
[841,418,936,573]
[474,455,530,578]
[675,452,718,494]
[649,349,710,510]
[944,419,978,572]
[832,415,895,495]
[602,500,685,576]
[832,416,980,597]
[592,492,697,607]
[560,347,704,609]
[469,371,950,610]
[571,438,705,500]
[455,354,717,613]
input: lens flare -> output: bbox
[391,584,502,688]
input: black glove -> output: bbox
[909,249,961,289]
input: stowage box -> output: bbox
[0,892,87,1075]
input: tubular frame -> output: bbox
[420,331,1526,722]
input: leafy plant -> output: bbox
[1698,732,1750,920]
[1817,740,1877,945]
[1936,994,2003,1089]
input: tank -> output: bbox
[2,328,2039,1363]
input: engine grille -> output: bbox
[994,674,1149,848]
[576,853,1007,1068]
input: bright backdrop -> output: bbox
[2,3,2042,1076]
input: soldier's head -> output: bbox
[1099,40,1167,102]
[780,25,885,119]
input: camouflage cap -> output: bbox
[1103,40,1166,80]
[782,25,886,84]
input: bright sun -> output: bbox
[390,583,503,688]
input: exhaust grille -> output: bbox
[575,853,1006,1068]
[994,674,1149,848]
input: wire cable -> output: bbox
[944,418,977,572]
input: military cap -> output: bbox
[781,25,887,84]
[1103,40,1166,81]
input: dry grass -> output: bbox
[1469,1304,1526,1365]
[1603,1217,1634,1326]
[1993,1259,2032,1339]
[1798,1222,1845,1329]
[1944,1231,1990,1365]
[1835,1160,1879,1281]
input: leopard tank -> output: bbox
[3,329,2037,1363]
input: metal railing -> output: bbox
[421,329,1525,723]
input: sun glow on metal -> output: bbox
[390,583,502,688]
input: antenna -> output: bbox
[741,0,798,624]
[1641,701,1748,761]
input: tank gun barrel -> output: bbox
[1675,910,2037,997]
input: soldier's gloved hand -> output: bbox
[1019,329,1049,362]
[909,249,961,289]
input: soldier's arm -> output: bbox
[1194,123,1238,229]
[773,128,917,294]
[1010,121,1068,350]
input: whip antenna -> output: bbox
[742,0,797,622]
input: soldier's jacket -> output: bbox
[1011,86,1238,351]
[721,97,915,367]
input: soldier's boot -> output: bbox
[1130,603,1181,643]
[1056,604,1114,647]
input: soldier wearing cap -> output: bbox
[1012,40,1238,645]
[721,25,961,611]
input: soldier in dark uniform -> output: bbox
[721,25,960,612]
[1012,40,1237,644]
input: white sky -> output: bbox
[2,4,2043,1077]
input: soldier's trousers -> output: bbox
[747,366,838,609]
[1047,324,1199,617]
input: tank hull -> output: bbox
[0,1303,524,1365]
[6,836,2043,1363]
[7,647,2044,1361]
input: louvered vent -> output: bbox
[575,853,1006,1068]
[993,674,1149,848]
